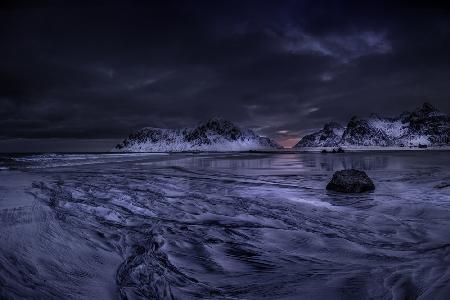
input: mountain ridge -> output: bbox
[295,103,450,148]
[113,118,281,152]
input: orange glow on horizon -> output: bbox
[278,138,301,148]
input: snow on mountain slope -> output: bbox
[403,103,450,145]
[295,103,450,148]
[368,117,408,138]
[340,117,395,146]
[113,119,281,152]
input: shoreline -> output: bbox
[2,146,450,156]
[284,146,450,153]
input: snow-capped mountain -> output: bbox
[295,103,450,148]
[295,122,345,147]
[113,118,281,152]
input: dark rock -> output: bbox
[325,147,344,154]
[418,144,428,149]
[326,169,375,193]
[434,182,450,189]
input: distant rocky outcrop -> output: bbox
[295,103,450,148]
[295,122,345,147]
[326,169,375,193]
[113,118,282,152]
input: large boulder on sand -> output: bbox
[326,169,375,193]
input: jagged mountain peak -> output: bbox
[408,102,445,119]
[369,113,382,120]
[323,122,344,131]
[199,117,233,127]
[195,118,245,135]
[417,102,437,114]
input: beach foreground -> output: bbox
[1,152,450,299]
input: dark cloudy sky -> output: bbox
[1,0,450,151]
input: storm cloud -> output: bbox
[1,0,450,150]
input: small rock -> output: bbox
[323,147,345,154]
[326,169,375,193]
